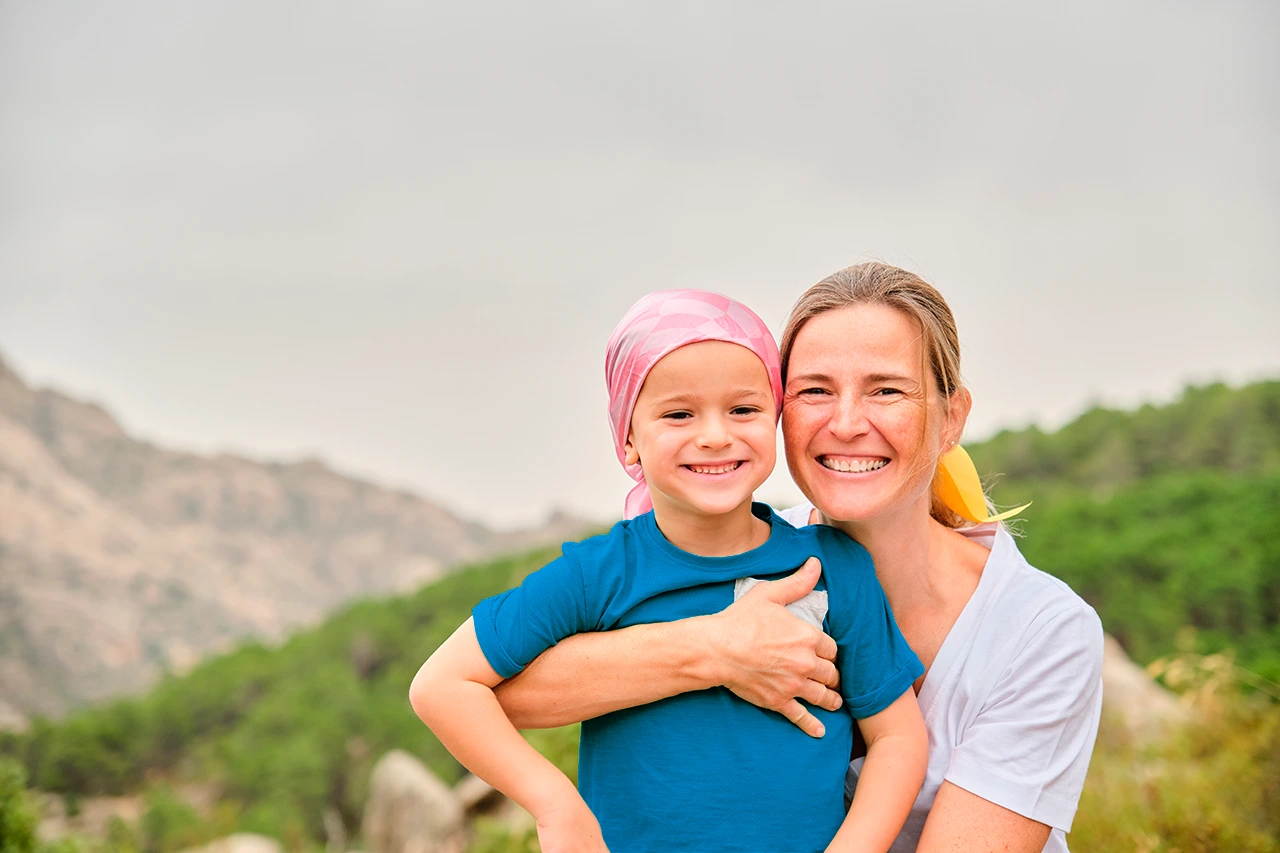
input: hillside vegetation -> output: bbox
[2,379,1278,852]
[970,380,1280,679]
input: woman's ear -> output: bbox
[945,386,973,448]
[624,434,640,466]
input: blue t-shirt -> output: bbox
[472,503,924,853]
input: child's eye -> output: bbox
[730,406,761,416]
[663,411,693,421]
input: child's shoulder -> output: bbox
[772,511,873,570]
[558,514,648,570]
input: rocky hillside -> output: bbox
[0,354,586,720]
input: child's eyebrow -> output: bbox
[650,388,770,406]
[651,392,700,406]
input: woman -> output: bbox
[494,262,1104,852]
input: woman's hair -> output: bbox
[778,262,969,528]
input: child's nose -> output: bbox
[696,415,733,449]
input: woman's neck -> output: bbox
[651,500,770,557]
[827,496,971,614]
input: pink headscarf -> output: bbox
[605,290,783,519]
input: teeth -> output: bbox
[687,462,742,475]
[820,457,888,473]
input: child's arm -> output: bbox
[826,689,928,853]
[409,618,608,853]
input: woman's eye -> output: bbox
[875,387,902,397]
[798,387,830,396]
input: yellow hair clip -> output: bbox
[935,445,1030,524]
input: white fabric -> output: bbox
[734,576,829,630]
[777,502,1104,853]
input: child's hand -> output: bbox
[534,797,610,853]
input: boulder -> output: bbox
[453,774,533,835]
[1100,634,1191,743]
[452,774,501,814]
[362,751,465,853]
[0,700,28,733]
[177,835,282,853]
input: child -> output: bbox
[410,291,927,853]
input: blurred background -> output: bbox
[1,2,1277,852]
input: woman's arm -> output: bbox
[914,783,1051,853]
[494,558,844,737]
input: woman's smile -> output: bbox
[818,455,890,474]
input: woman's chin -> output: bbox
[799,478,893,524]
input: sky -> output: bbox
[1,0,1277,528]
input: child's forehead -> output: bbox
[640,341,774,397]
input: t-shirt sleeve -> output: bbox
[944,603,1105,832]
[471,544,594,679]
[823,533,926,718]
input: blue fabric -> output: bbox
[472,503,924,853]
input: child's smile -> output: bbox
[684,461,745,475]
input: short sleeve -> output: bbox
[823,533,926,718]
[471,546,593,679]
[944,604,1105,831]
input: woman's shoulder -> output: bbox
[773,501,817,528]
[975,527,1104,662]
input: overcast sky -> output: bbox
[1,1,1277,528]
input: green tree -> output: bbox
[0,758,39,853]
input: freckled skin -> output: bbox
[783,303,958,526]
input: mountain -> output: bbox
[0,354,588,720]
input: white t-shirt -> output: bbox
[777,503,1104,853]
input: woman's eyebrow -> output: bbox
[864,373,917,385]
[786,372,834,385]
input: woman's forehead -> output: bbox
[790,304,925,375]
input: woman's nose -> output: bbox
[828,395,870,441]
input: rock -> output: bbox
[0,700,28,733]
[453,773,533,836]
[453,774,501,813]
[362,751,465,853]
[36,792,144,843]
[1101,634,1191,743]
[177,834,282,853]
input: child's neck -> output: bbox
[650,499,770,557]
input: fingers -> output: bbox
[814,630,838,663]
[759,557,822,604]
[811,657,840,690]
[780,698,827,739]
[798,678,842,712]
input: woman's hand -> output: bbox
[707,557,843,737]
